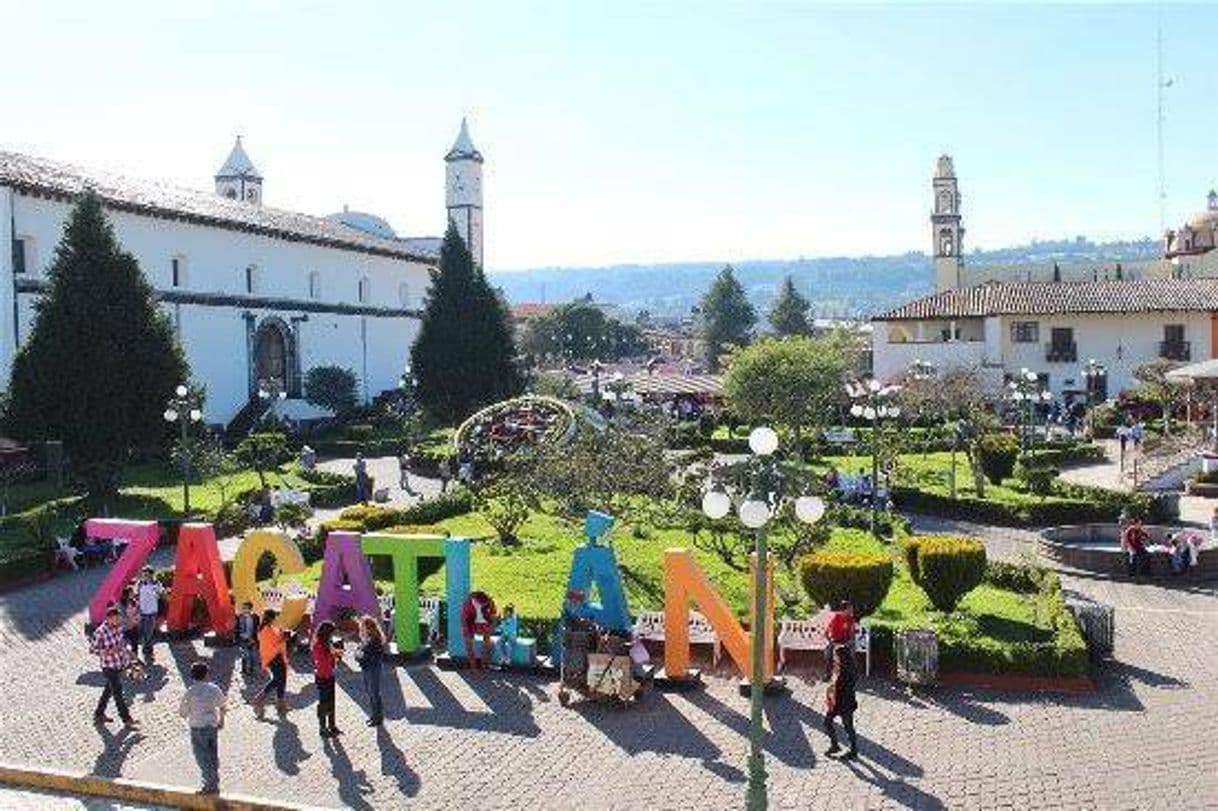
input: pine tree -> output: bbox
[411,223,522,419]
[698,265,756,370]
[6,191,189,496]
[768,275,811,336]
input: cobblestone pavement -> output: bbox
[3,553,1218,809]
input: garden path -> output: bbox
[1,537,1217,808]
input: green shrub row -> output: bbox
[1023,444,1106,468]
[892,485,1162,527]
[826,504,910,538]
[982,559,1052,594]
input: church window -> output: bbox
[171,256,185,288]
[1010,322,1039,343]
[245,265,259,294]
[357,277,370,303]
[398,282,411,308]
[308,272,321,300]
[939,229,955,256]
[225,189,237,200]
[11,238,26,274]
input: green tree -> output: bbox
[768,275,811,336]
[304,365,358,416]
[1133,359,1184,436]
[699,265,756,370]
[519,300,648,362]
[411,223,522,419]
[6,191,188,496]
[723,335,850,452]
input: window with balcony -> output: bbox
[1011,321,1039,343]
[1161,324,1190,361]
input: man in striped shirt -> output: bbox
[90,606,138,727]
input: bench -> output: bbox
[777,616,870,676]
[269,489,311,508]
[633,610,721,667]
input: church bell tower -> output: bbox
[445,118,484,268]
[931,154,964,291]
[215,136,263,206]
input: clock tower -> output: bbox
[931,154,963,291]
[445,118,484,268]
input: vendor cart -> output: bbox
[557,625,645,707]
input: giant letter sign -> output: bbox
[360,534,468,653]
[564,543,632,631]
[87,519,160,626]
[663,548,774,681]
[166,523,236,635]
[231,529,307,630]
[312,531,380,626]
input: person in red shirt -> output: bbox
[461,591,497,670]
[824,600,857,646]
[311,621,343,738]
[1123,520,1150,577]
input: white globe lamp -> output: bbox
[738,499,771,529]
[175,384,188,398]
[163,408,177,422]
[748,426,780,456]
[794,496,826,525]
[701,491,732,521]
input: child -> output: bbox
[236,602,260,679]
[254,610,289,716]
[493,604,519,666]
[312,621,343,738]
[460,591,497,670]
[178,660,226,795]
[355,615,386,727]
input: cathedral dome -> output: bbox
[326,208,398,240]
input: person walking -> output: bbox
[135,566,163,665]
[235,602,260,680]
[437,457,452,494]
[312,621,343,738]
[823,644,858,760]
[178,660,226,796]
[355,615,386,727]
[398,451,418,497]
[254,610,289,716]
[89,606,138,728]
[354,453,370,502]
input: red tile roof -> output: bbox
[873,279,1218,321]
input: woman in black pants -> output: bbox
[312,621,343,737]
[824,644,859,760]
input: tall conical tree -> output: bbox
[6,191,189,496]
[411,223,522,419]
[698,265,756,370]
[768,275,811,336]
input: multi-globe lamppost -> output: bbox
[1007,368,1051,450]
[844,379,900,536]
[701,426,825,811]
[163,384,203,513]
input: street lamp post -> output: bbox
[845,379,900,536]
[164,384,204,514]
[701,426,825,811]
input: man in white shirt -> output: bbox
[135,567,163,664]
[178,660,226,795]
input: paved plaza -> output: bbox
[2,535,1218,810]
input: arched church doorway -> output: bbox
[252,318,295,397]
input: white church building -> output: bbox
[0,120,485,424]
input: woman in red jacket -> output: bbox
[312,621,343,738]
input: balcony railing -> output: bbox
[1160,341,1191,362]
[1045,342,1077,363]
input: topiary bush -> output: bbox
[976,433,1020,484]
[798,551,894,617]
[917,536,987,613]
[902,537,925,585]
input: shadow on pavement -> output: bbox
[375,725,421,798]
[322,736,375,811]
[399,666,541,737]
[91,723,144,779]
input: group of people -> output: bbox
[1119,514,1202,577]
[90,575,392,795]
[824,466,890,512]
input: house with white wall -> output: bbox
[1,121,486,423]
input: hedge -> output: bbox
[917,536,987,613]
[977,433,1020,485]
[798,551,894,617]
[892,485,1164,527]
[827,504,910,538]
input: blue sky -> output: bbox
[2,2,1215,269]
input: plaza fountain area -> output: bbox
[1039,523,1218,576]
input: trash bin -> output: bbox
[1067,599,1114,659]
[895,629,938,686]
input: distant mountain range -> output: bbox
[489,236,1161,321]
